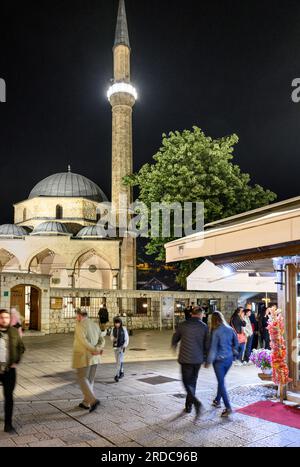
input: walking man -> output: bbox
[0,309,25,433]
[98,305,109,332]
[172,307,210,416]
[72,309,105,413]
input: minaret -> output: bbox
[108,0,137,291]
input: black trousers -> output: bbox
[181,364,201,408]
[0,368,16,426]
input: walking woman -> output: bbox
[230,308,246,364]
[111,317,129,382]
[207,311,239,417]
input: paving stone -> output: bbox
[245,433,296,448]
[286,441,300,448]
[28,438,66,447]
[67,442,91,447]
[87,438,115,447]
[14,435,39,445]
[0,439,17,447]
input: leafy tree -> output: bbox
[125,127,277,287]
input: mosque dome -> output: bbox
[0,224,28,238]
[28,170,107,202]
[76,225,106,239]
[31,222,71,236]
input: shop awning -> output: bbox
[165,196,300,265]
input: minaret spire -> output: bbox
[114,0,130,49]
[108,0,137,291]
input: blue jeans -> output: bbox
[213,358,233,409]
[114,348,125,375]
[238,343,246,362]
[244,335,254,362]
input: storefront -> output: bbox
[285,263,300,391]
[165,196,300,392]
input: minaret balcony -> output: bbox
[107,82,137,102]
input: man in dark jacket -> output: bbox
[0,309,25,433]
[98,306,109,332]
[172,307,210,416]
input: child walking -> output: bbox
[111,317,129,382]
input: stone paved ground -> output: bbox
[0,331,299,448]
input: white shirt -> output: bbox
[0,329,9,364]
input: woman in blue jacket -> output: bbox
[207,311,239,417]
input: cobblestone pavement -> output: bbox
[0,331,299,448]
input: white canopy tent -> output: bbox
[187,260,277,293]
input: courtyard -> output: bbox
[0,330,299,448]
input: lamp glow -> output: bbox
[107,82,138,100]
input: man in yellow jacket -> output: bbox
[72,309,105,413]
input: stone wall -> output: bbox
[48,289,240,334]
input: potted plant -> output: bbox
[249,349,272,378]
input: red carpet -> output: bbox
[237,401,300,429]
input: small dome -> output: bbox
[77,225,106,239]
[29,171,107,202]
[0,224,28,238]
[31,222,71,236]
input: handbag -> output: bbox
[237,332,246,344]
[232,322,246,344]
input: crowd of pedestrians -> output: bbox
[0,301,276,432]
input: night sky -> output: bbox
[1,0,300,225]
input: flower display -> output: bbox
[250,349,272,370]
[267,309,291,386]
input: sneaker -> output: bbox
[119,371,125,379]
[194,399,203,418]
[4,424,16,434]
[212,399,221,408]
[185,404,193,414]
[89,400,100,413]
[78,403,89,410]
[221,409,233,418]
[114,375,119,383]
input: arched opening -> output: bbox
[73,249,112,290]
[56,205,63,220]
[10,285,41,331]
[0,249,21,272]
[29,249,68,287]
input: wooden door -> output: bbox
[10,286,25,320]
[30,287,40,331]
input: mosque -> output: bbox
[0,1,137,332]
[0,1,239,334]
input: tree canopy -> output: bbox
[125,127,277,286]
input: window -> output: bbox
[136,298,149,315]
[23,208,26,222]
[56,205,63,220]
[81,297,90,307]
